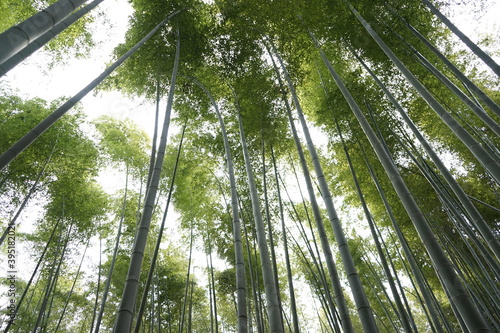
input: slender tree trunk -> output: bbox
[421,0,500,77]
[374,223,420,332]
[54,239,90,331]
[317,28,490,330]
[270,39,377,332]
[242,212,264,333]
[3,218,60,333]
[146,80,161,189]
[389,8,500,118]
[135,126,185,333]
[403,41,500,137]
[188,77,248,332]
[261,141,284,331]
[336,120,413,333]
[0,10,181,171]
[265,45,352,332]
[0,0,105,77]
[207,238,219,333]
[271,147,300,333]
[362,144,448,333]
[343,2,500,185]
[235,105,283,333]
[90,234,103,332]
[349,46,500,263]
[94,168,129,333]
[0,142,56,246]
[283,160,341,330]
[33,223,72,332]
[114,26,181,333]
[180,215,194,333]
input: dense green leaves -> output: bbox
[2,0,500,331]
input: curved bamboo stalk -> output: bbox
[134,126,185,333]
[317,26,490,330]
[0,10,182,172]
[113,25,180,333]
[421,0,500,78]
[344,2,500,185]
[236,103,283,333]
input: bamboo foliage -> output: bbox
[315,28,490,331]
[2,1,500,332]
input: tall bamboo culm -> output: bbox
[113,25,181,333]
[315,22,490,330]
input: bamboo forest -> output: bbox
[1,0,500,331]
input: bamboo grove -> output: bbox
[0,0,499,332]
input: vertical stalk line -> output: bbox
[187,77,248,332]
[283,158,339,328]
[384,3,500,117]
[400,37,500,137]
[348,46,500,263]
[236,102,283,333]
[335,120,414,333]
[421,0,500,78]
[33,223,73,332]
[3,218,61,333]
[90,234,102,332]
[94,168,129,333]
[361,141,449,333]
[207,237,219,333]
[271,147,300,333]
[146,79,161,189]
[241,207,264,333]
[261,141,285,331]
[266,44,353,332]
[180,201,194,333]
[114,25,180,332]
[134,126,185,333]
[268,38,376,332]
[54,239,91,331]
[344,2,500,185]
[315,20,489,329]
